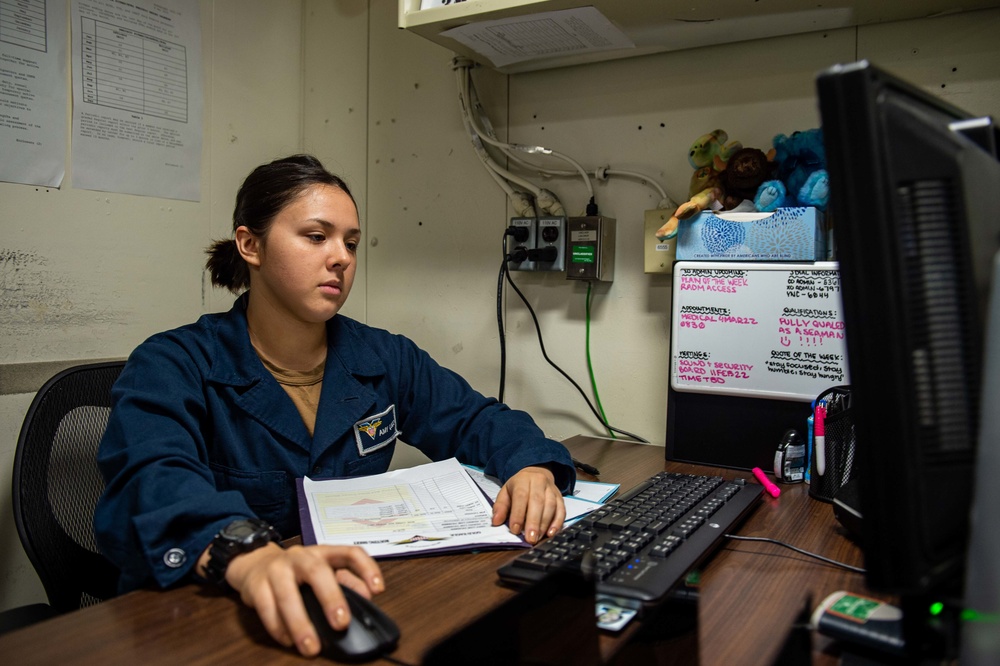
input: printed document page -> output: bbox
[70,0,203,200]
[0,0,68,187]
[463,465,618,525]
[300,458,526,558]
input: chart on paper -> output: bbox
[299,459,528,557]
[309,470,491,539]
[1,0,48,52]
[79,17,188,122]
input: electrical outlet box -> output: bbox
[644,209,676,274]
[566,216,615,281]
[507,217,536,271]
[535,216,566,272]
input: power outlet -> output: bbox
[507,217,536,271]
[644,209,676,274]
[534,216,566,272]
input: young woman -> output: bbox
[95,154,575,657]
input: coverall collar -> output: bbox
[205,294,389,455]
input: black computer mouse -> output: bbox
[299,583,400,662]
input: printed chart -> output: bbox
[300,458,526,557]
[311,470,490,539]
[79,16,187,122]
[1,0,48,52]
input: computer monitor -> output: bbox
[816,60,1000,658]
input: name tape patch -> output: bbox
[353,404,401,456]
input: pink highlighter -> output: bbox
[752,467,781,498]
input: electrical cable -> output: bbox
[455,64,541,213]
[585,281,613,439]
[599,167,672,205]
[457,66,543,198]
[457,61,594,202]
[723,534,867,574]
[383,655,418,666]
[502,268,648,443]
[496,229,526,402]
[496,252,507,403]
[454,58,678,222]
[505,153,673,206]
[455,59,677,218]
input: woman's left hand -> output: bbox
[492,465,566,544]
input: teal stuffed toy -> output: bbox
[754,129,829,212]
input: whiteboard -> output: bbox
[670,261,849,401]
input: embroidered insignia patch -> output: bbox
[353,405,400,456]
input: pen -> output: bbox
[573,458,601,476]
[806,413,814,484]
[752,467,781,498]
[815,401,827,477]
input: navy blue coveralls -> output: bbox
[94,296,575,592]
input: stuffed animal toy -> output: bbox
[719,147,773,210]
[656,129,741,240]
[754,129,829,212]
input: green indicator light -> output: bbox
[571,246,595,263]
[929,602,944,616]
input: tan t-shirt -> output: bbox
[254,351,324,437]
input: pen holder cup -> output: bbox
[808,404,857,503]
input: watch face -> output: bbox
[223,520,262,542]
[206,519,279,586]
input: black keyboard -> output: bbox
[497,471,763,609]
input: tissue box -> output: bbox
[676,207,825,261]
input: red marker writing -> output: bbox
[752,467,781,498]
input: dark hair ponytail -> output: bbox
[205,154,356,293]
[204,238,249,293]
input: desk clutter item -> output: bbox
[774,429,807,483]
[676,207,826,261]
[496,470,762,610]
[809,386,856,503]
[811,591,906,657]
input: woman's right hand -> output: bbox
[221,543,385,657]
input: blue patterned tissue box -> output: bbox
[676,207,825,261]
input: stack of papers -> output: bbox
[462,465,618,525]
[297,458,618,558]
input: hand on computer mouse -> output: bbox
[300,583,400,662]
[221,543,385,658]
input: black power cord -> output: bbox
[497,230,529,402]
[497,228,648,443]
[724,534,866,574]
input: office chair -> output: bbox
[3,361,125,632]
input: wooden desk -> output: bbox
[0,435,875,665]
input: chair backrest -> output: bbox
[12,361,125,614]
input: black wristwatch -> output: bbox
[203,518,282,587]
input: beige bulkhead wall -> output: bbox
[1,0,997,611]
